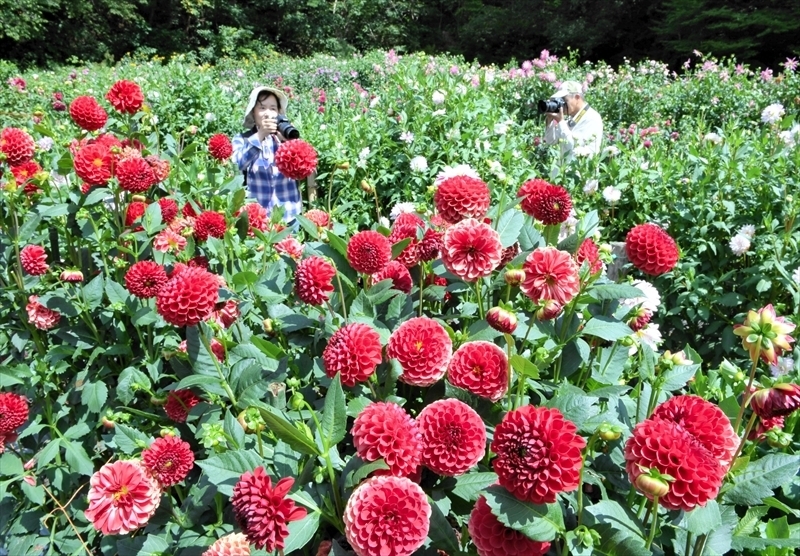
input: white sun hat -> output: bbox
[242,86,288,128]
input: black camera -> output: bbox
[276,115,300,139]
[537,97,566,114]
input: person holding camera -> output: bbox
[233,86,316,225]
[541,80,603,160]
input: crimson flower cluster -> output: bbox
[322,323,383,386]
[434,175,490,224]
[208,134,233,161]
[274,139,319,180]
[517,178,573,225]
[625,223,679,275]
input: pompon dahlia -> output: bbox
[239,202,269,233]
[19,245,48,276]
[69,96,108,131]
[304,209,330,228]
[417,227,443,262]
[156,267,220,327]
[447,341,508,402]
[371,261,413,293]
[625,417,724,511]
[0,392,29,434]
[750,383,800,420]
[11,160,42,187]
[116,156,156,193]
[344,475,431,556]
[275,237,305,259]
[164,390,201,423]
[434,175,490,224]
[625,223,679,276]
[74,143,113,186]
[106,80,144,114]
[231,467,307,552]
[125,201,148,227]
[441,218,503,282]
[517,178,573,225]
[295,256,336,305]
[417,399,486,476]
[468,496,551,556]
[125,261,169,299]
[145,155,171,183]
[208,134,233,161]
[389,212,424,267]
[194,211,227,242]
[202,533,251,556]
[651,395,738,468]
[157,198,179,224]
[351,402,423,477]
[575,238,603,275]
[497,242,520,270]
[347,230,392,274]
[387,317,453,387]
[0,127,35,165]
[492,406,586,504]
[84,460,161,535]
[142,435,194,487]
[521,247,580,306]
[322,323,383,386]
[26,295,60,330]
[274,139,318,180]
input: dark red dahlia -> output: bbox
[575,238,603,274]
[68,96,108,131]
[322,323,383,386]
[116,156,156,193]
[125,260,169,299]
[417,228,443,262]
[157,198,179,224]
[274,139,318,180]
[625,223,679,276]
[125,201,148,227]
[295,256,336,305]
[434,175,490,224]
[142,435,194,487]
[387,317,452,387]
[447,341,508,401]
[750,383,800,420]
[19,245,48,276]
[163,389,201,422]
[517,178,572,225]
[208,134,233,161]
[156,267,220,327]
[73,144,113,186]
[0,127,35,165]
[497,242,520,270]
[468,496,551,556]
[346,230,392,274]
[351,401,423,477]
[417,398,486,476]
[106,80,144,114]
[194,211,227,242]
[0,392,29,434]
[370,261,413,293]
[10,161,41,186]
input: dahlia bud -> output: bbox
[599,243,613,254]
[101,416,115,430]
[734,371,745,382]
[131,194,147,203]
[626,307,652,332]
[767,429,792,449]
[749,383,800,420]
[197,173,206,182]
[3,180,18,193]
[285,377,301,388]
[262,318,275,335]
[59,269,84,282]
[160,428,177,438]
[289,393,305,411]
[574,526,601,549]
[316,540,333,556]
[23,458,36,470]
[486,307,518,334]
[634,474,670,498]
[336,161,350,170]
[535,299,562,321]
[662,350,690,365]
[597,423,622,441]
[188,125,198,135]
[732,304,796,365]
[504,269,525,286]
[360,180,373,193]
[237,407,266,434]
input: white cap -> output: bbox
[242,86,288,128]
[552,80,584,98]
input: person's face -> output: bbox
[253,93,280,122]
[564,94,582,116]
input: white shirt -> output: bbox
[544,105,604,160]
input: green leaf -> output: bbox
[83,274,105,309]
[117,367,151,405]
[326,230,349,258]
[510,354,539,378]
[185,325,218,376]
[224,410,245,451]
[391,237,412,259]
[345,459,390,489]
[255,403,321,456]
[427,497,460,553]
[137,535,170,556]
[196,449,267,497]
[732,505,769,537]
[546,385,600,430]
[282,511,320,554]
[105,278,130,306]
[321,373,346,448]
[113,424,152,455]
[495,208,525,248]
[483,485,564,542]
[452,472,498,502]
[0,453,23,477]
[586,283,644,302]
[723,454,800,505]
[142,202,163,235]
[295,214,319,239]
[584,500,649,556]
[16,213,41,244]
[675,500,722,536]
[20,481,44,506]
[61,439,95,476]
[81,381,108,413]
[581,316,633,341]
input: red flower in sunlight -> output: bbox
[0,127,35,165]
[194,211,227,242]
[304,209,330,228]
[295,256,336,305]
[274,139,318,180]
[142,435,194,487]
[275,237,305,259]
[351,401,423,478]
[164,390,200,423]
[468,496,551,556]
[125,261,169,299]
[521,247,580,306]
[157,198,179,224]
[575,238,603,274]
[208,134,233,161]
[19,245,48,276]
[125,201,148,227]
[145,155,171,182]
[10,161,41,186]
[389,212,424,267]
[434,175,490,224]
[370,260,413,294]
[518,178,572,225]
[84,460,161,535]
[417,399,486,476]
[0,392,29,434]
[347,230,392,274]
[750,383,800,420]
[625,223,679,276]
[322,323,383,387]
[69,96,108,132]
[26,295,60,330]
[240,202,269,233]
[202,533,251,556]
[74,143,113,186]
[387,317,452,387]
[116,156,156,193]
[156,267,220,327]
[447,341,508,402]
[441,218,502,282]
[106,80,144,114]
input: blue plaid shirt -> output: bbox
[232,130,302,223]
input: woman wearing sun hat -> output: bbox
[232,85,316,224]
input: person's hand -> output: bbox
[257,109,278,140]
[546,108,564,125]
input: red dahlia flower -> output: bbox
[145,155,171,182]
[417,227,443,262]
[239,202,269,233]
[625,223,679,276]
[164,390,201,423]
[0,392,29,434]
[347,230,392,274]
[60,269,84,282]
[142,435,194,487]
[208,134,233,161]
[125,201,148,227]
[497,242,520,270]
[468,496,551,556]
[74,144,113,186]
[157,198,179,224]
[19,245,48,276]
[387,316,452,387]
[0,127,35,165]
[492,406,586,504]
[231,467,307,552]
[26,295,60,330]
[434,175,490,224]
[295,256,336,305]
[575,238,603,274]
[441,218,503,282]
[351,401,423,477]
[304,209,330,228]
[194,211,227,242]
[344,475,430,556]
[486,306,518,334]
[322,323,383,386]
[69,96,108,131]
[417,398,486,476]
[275,237,305,259]
[517,178,573,225]
[274,139,318,180]
[106,80,144,114]
[125,261,169,299]
[447,341,508,402]
[156,267,220,327]
[10,161,41,186]
[84,460,161,535]
[750,383,800,420]
[202,533,251,556]
[389,213,424,267]
[521,247,580,306]
[116,156,156,193]
[371,260,413,293]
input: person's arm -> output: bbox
[232,133,262,173]
[572,112,604,155]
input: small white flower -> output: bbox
[779,124,800,148]
[150,115,159,125]
[603,145,620,157]
[399,131,414,144]
[379,216,391,228]
[494,121,510,135]
[573,145,594,157]
[484,70,495,83]
[792,266,800,284]
[729,234,751,256]
[357,147,370,168]
[409,155,428,173]
[319,124,328,130]
[703,132,722,144]
[369,96,380,108]
[640,162,650,171]
[445,128,461,141]
[50,173,67,188]
[621,279,661,313]
[770,356,794,377]
[761,103,785,125]
[432,109,446,117]
[148,91,161,100]
[602,186,621,203]
[629,323,663,355]
[583,179,598,195]
[737,224,756,239]
[205,112,216,122]
[390,202,418,220]
[432,90,446,105]
[37,137,54,152]
[455,84,467,95]
[558,209,579,242]
[434,164,481,187]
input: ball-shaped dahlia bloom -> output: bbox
[11,160,42,187]
[73,144,113,186]
[351,401,423,477]
[0,127,35,165]
[26,295,60,330]
[106,80,144,114]
[239,202,269,234]
[417,398,486,476]
[202,533,251,556]
[295,256,336,305]
[521,247,581,306]
[371,260,413,294]
[157,198,179,224]
[322,323,383,387]
[142,435,194,487]
[68,96,108,131]
[194,211,227,242]
[231,467,307,552]
[575,238,603,275]
[387,317,452,387]
[625,417,725,511]
[274,139,318,180]
[208,134,233,161]
[164,390,201,423]
[344,475,430,556]
[275,237,305,259]
[468,496,551,556]
[156,267,220,327]
[497,242,520,270]
[0,392,29,434]
[125,201,148,227]
[492,406,586,504]
[347,230,392,275]
[517,178,573,225]
[447,341,508,402]
[389,213,424,267]
[19,245,48,276]
[625,223,679,276]
[125,260,169,299]
[441,218,503,282]
[304,209,330,228]
[84,460,161,535]
[417,227,443,262]
[116,156,156,193]
[434,175,490,224]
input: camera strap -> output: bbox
[568,104,590,129]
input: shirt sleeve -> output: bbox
[232,133,262,173]
[545,120,575,152]
[573,112,604,155]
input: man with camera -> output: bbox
[541,80,603,161]
[233,86,316,225]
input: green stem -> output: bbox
[335,271,348,320]
[732,342,761,436]
[727,411,758,475]
[474,279,485,320]
[418,269,425,317]
[645,496,660,550]
[577,433,598,527]
[685,532,694,556]
[198,326,237,406]
[692,534,707,556]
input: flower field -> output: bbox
[0,49,799,555]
